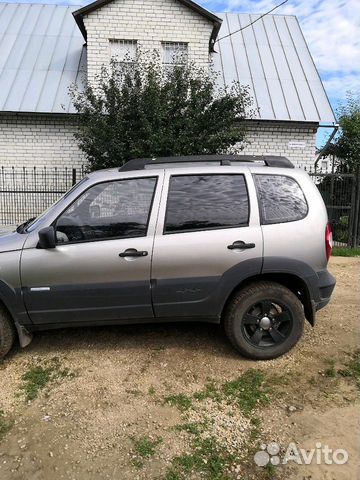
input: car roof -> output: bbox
[86,154,303,179]
[118,155,295,171]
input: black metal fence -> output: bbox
[308,167,360,247]
[0,166,84,226]
[0,165,359,247]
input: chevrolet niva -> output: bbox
[0,155,335,360]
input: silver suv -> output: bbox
[0,155,335,360]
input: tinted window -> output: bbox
[255,174,308,224]
[55,177,157,243]
[164,174,249,234]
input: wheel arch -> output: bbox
[220,272,315,326]
[0,292,33,348]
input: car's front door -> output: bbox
[21,174,162,325]
[151,168,263,319]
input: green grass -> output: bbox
[20,357,73,401]
[164,393,193,411]
[332,247,360,257]
[131,435,162,467]
[0,410,13,439]
[338,350,360,388]
[264,462,276,479]
[168,436,233,480]
[164,370,272,479]
[324,359,337,378]
[175,420,209,436]
[193,382,222,402]
[222,370,269,416]
[191,369,269,417]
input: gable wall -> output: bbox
[83,0,214,82]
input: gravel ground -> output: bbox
[0,256,358,480]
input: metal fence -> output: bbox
[308,167,360,247]
[0,166,84,226]
[0,165,359,247]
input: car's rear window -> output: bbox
[254,174,308,225]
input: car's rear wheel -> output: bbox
[224,281,304,360]
[0,305,16,359]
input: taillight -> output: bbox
[325,222,333,261]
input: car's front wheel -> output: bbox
[224,281,304,360]
[0,305,16,359]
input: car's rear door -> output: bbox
[151,167,263,320]
[21,172,164,325]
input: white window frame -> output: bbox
[109,39,138,71]
[161,42,188,71]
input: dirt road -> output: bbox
[0,257,359,480]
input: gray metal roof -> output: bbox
[0,3,85,113]
[213,13,335,123]
[0,3,335,122]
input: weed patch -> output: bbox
[222,370,269,416]
[164,394,192,411]
[0,410,13,439]
[168,436,233,480]
[338,350,360,388]
[20,357,73,401]
[131,435,162,468]
[324,359,337,378]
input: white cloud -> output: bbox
[205,0,360,102]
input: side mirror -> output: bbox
[37,226,56,249]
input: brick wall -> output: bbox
[240,121,317,168]
[0,115,317,170]
[0,114,85,170]
[82,0,214,82]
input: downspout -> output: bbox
[314,123,339,171]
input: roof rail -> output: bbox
[119,155,294,171]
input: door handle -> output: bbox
[119,248,148,258]
[227,241,256,250]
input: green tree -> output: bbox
[70,51,254,171]
[324,92,360,173]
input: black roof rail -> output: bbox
[119,155,294,171]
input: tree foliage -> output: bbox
[323,92,360,173]
[70,52,254,171]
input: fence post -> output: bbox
[72,168,77,186]
[352,166,360,247]
[348,175,357,247]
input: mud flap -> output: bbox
[15,322,33,348]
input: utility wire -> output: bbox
[215,0,289,43]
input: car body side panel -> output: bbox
[0,250,31,325]
[151,167,264,318]
[20,237,155,324]
[257,168,329,272]
[20,172,165,325]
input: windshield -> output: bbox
[25,177,89,233]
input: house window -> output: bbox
[321,160,328,171]
[109,39,137,72]
[162,42,188,72]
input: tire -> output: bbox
[0,305,16,359]
[224,281,304,360]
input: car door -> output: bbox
[21,174,163,325]
[151,168,263,319]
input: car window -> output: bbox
[254,174,308,224]
[55,177,157,243]
[164,174,249,234]
[26,177,90,233]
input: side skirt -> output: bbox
[25,315,221,332]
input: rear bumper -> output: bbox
[313,269,336,312]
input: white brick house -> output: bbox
[0,0,336,171]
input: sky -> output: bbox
[1,0,360,144]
